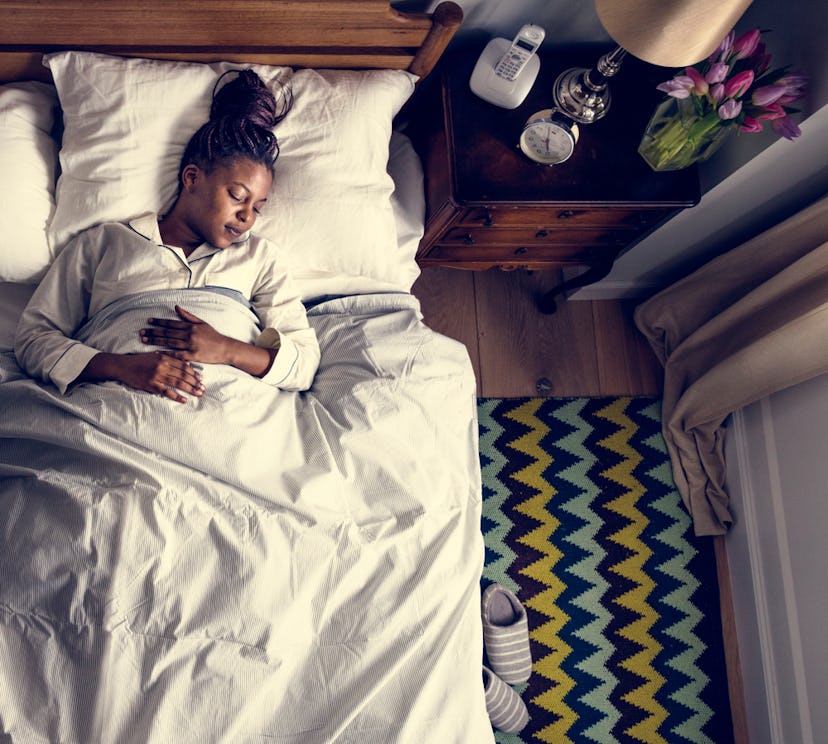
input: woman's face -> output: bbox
[181,157,273,249]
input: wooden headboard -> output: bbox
[0,0,463,83]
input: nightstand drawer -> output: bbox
[458,206,670,230]
[442,226,628,247]
[426,242,610,263]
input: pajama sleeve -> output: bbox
[249,252,320,391]
[14,230,103,394]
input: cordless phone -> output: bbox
[493,24,545,81]
[469,24,545,109]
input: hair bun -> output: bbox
[176,69,292,184]
[211,69,290,129]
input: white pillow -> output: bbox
[44,51,418,298]
[0,81,59,283]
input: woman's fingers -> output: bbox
[141,322,190,346]
[143,333,188,350]
[159,384,188,404]
[154,351,205,400]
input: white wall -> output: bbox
[725,374,828,744]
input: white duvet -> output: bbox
[0,289,493,743]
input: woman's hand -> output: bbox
[140,305,231,364]
[141,305,276,378]
[79,350,205,403]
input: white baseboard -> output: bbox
[560,270,659,301]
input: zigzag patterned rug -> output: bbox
[478,397,733,744]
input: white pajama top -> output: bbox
[15,213,320,393]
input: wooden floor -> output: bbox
[413,265,747,744]
[411,266,662,398]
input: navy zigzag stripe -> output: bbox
[537,399,612,742]
[588,399,653,743]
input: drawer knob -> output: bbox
[557,210,575,219]
[484,211,494,227]
[514,247,528,255]
[535,229,549,238]
[463,233,474,245]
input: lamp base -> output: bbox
[552,45,627,124]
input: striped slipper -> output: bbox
[482,666,529,733]
[481,583,532,684]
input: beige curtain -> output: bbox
[635,192,828,536]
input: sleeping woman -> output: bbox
[14,69,319,403]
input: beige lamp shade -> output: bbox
[595,0,754,67]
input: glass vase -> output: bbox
[638,96,734,172]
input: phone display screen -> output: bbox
[516,39,535,51]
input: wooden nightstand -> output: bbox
[408,46,700,312]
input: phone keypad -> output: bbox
[495,53,527,79]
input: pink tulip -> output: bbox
[748,42,771,76]
[733,29,761,59]
[718,99,742,120]
[755,104,786,121]
[685,66,709,95]
[752,84,786,107]
[656,76,694,99]
[710,83,725,102]
[705,62,729,85]
[710,30,734,62]
[772,115,801,139]
[740,116,763,133]
[777,73,808,99]
[723,70,755,99]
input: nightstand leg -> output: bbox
[538,259,614,314]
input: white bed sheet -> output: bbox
[0,288,492,742]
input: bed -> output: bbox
[0,3,496,742]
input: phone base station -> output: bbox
[469,37,540,109]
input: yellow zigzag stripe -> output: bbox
[599,398,668,743]
[506,399,576,744]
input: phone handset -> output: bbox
[493,24,545,82]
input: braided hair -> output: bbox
[178,69,292,188]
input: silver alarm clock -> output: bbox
[519,108,579,165]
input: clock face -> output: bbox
[519,110,578,165]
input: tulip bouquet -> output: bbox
[638,28,808,171]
